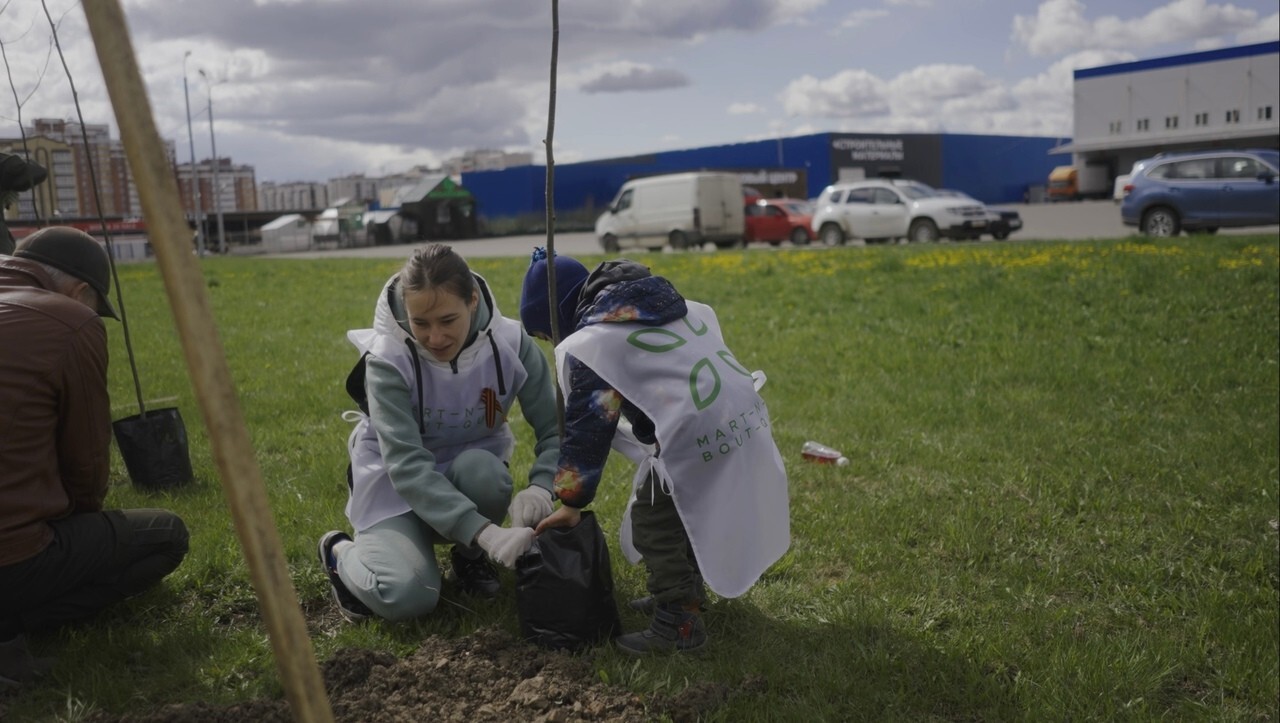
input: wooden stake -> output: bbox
[79,3,333,721]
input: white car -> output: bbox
[811,179,989,244]
[934,189,1023,241]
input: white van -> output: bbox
[595,172,745,252]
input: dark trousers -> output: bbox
[0,509,189,638]
[631,473,701,606]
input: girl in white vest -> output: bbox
[317,244,562,622]
[519,251,789,655]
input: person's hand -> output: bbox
[475,524,535,568]
[534,505,582,535]
[507,486,554,528]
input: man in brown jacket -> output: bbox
[0,227,188,686]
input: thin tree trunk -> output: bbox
[544,0,564,436]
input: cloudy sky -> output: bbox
[1,0,1276,183]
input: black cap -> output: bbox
[0,153,48,192]
[15,226,119,319]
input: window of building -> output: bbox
[1193,112,1209,126]
[1136,118,1150,131]
[1225,109,1240,124]
[1165,116,1179,129]
[1259,106,1273,121]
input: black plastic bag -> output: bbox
[515,511,621,651]
[113,407,194,491]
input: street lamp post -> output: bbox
[199,68,227,254]
[183,52,205,256]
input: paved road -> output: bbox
[262,201,1277,261]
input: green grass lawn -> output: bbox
[6,235,1278,721]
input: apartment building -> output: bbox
[27,118,179,218]
[442,149,533,176]
[0,136,78,222]
[4,117,264,228]
[176,157,258,215]
[258,180,330,212]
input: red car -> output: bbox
[744,198,814,246]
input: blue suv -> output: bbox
[1120,149,1280,236]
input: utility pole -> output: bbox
[199,68,227,254]
[183,52,205,256]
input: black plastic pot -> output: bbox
[113,407,194,491]
[514,510,621,650]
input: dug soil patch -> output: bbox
[84,626,762,722]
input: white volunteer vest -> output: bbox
[556,301,790,598]
[344,315,527,532]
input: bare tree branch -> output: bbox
[544,0,564,436]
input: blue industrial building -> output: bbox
[461,131,1063,222]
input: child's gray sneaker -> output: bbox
[616,602,706,656]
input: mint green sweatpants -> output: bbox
[335,448,511,621]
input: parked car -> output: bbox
[811,179,989,244]
[595,172,745,252]
[1120,149,1280,236]
[743,198,814,245]
[934,189,1023,240]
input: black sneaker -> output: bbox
[450,546,501,599]
[317,531,373,622]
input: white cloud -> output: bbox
[1237,12,1280,43]
[775,0,830,16]
[886,0,933,6]
[781,65,1011,126]
[780,70,890,117]
[887,64,999,115]
[1012,0,1264,57]
[728,102,765,115]
[884,65,1025,134]
[767,0,828,26]
[579,65,690,94]
[775,48,1143,138]
[1003,50,1135,135]
[840,9,889,29]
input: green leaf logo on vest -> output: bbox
[626,327,686,353]
[627,316,753,411]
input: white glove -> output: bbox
[476,524,535,569]
[508,486,554,528]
